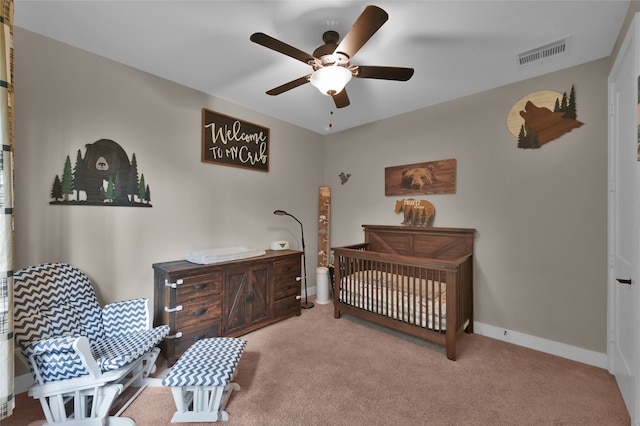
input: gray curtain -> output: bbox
[0,0,14,420]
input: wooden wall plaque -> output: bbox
[507,87,583,149]
[202,109,270,172]
[385,158,456,196]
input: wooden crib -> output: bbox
[332,225,475,360]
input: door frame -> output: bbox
[608,11,640,426]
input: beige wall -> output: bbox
[15,22,612,360]
[325,58,609,353]
[14,28,325,305]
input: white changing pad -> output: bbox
[185,246,266,264]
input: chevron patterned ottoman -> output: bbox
[162,337,247,422]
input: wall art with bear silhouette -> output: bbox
[506,86,583,149]
[394,198,435,227]
[385,158,456,196]
[50,139,152,207]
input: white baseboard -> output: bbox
[474,322,607,369]
[15,373,34,395]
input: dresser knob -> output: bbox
[164,305,183,313]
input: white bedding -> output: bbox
[339,270,446,330]
[185,246,266,264]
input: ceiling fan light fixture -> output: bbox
[310,66,352,96]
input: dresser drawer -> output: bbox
[273,259,300,277]
[174,295,222,329]
[272,277,300,301]
[272,296,300,319]
[169,272,222,302]
[172,321,221,361]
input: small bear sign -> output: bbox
[394,198,435,227]
[50,139,152,207]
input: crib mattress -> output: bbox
[185,246,266,264]
[339,270,446,330]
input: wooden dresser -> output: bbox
[153,250,302,365]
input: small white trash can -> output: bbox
[316,266,330,304]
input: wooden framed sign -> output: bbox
[202,109,270,172]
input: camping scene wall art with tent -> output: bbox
[50,139,152,207]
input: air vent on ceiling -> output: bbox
[516,36,571,69]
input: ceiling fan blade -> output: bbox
[250,32,316,64]
[332,89,350,108]
[266,75,311,96]
[355,66,414,81]
[335,5,389,59]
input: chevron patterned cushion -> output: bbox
[25,335,79,357]
[103,298,150,337]
[14,262,171,381]
[25,336,92,382]
[92,326,170,371]
[162,338,247,387]
[40,303,83,337]
[14,306,53,352]
[14,263,105,349]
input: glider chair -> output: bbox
[13,262,170,425]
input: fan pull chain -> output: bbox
[324,99,334,133]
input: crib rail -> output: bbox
[334,244,467,271]
[332,245,473,358]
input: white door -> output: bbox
[609,14,640,425]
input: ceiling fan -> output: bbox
[250,5,414,108]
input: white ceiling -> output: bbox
[13,1,630,134]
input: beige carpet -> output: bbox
[6,298,630,425]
